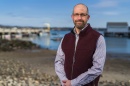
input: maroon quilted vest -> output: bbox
[62,24,100,86]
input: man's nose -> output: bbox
[77,15,82,19]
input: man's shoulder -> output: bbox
[64,31,74,37]
[62,32,75,42]
[90,28,101,36]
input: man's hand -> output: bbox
[62,80,71,86]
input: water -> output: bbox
[31,30,130,54]
[31,30,70,50]
[105,37,130,53]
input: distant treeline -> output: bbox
[0,24,73,31]
[4,24,130,31]
[0,24,41,29]
[50,27,72,31]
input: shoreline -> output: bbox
[0,49,130,85]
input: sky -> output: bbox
[0,0,130,28]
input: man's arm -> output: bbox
[71,35,106,86]
[55,38,68,85]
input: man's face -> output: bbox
[71,5,90,30]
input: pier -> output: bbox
[0,26,50,39]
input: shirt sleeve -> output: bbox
[71,35,106,86]
[55,38,68,85]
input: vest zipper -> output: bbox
[71,49,76,79]
[71,34,79,79]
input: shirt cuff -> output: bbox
[61,77,68,81]
[71,79,81,86]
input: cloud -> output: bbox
[103,11,119,16]
[6,12,18,17]
[92,0,119,8]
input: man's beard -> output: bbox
[74,20,86,30]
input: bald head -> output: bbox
[72,3,89,14]
[71,3,90,31]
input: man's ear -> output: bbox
[71,14,74,19]
[87,15,90,19]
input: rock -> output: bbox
[0,58,60,86]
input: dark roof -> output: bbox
[107,22,128,27]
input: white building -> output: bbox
[107,22,128,33]
[106,22,129,37]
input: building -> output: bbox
[106,22,129,37]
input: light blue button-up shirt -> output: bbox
[55,25,106,86]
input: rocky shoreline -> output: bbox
[0,39,130,86]
[0,56,130,86]
[0,58,60,86]
[99,80,130,86]
[0,39,40,51]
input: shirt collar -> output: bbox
[73,24,88,35]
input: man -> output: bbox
[55,3,106,86]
